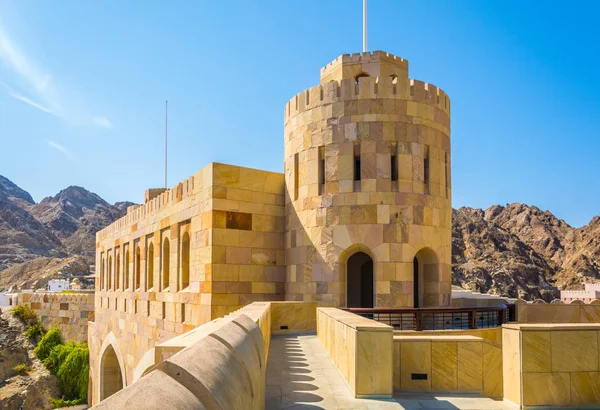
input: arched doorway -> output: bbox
[100,344,123,400]
[347,252,374,308]
[413,248,439,308]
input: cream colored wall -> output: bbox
[90,163,285,405]
[517,304,600,323]
[503,323,600,407]
[316,307,393,397]
[395,327,502,346]
[284,51,452,308]
[270,301,335,334]
[393,335,502,398]
[18,292,94,342]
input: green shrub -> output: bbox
[13,363,32,375]
[34,327,62,361]
[56,343,89,400]
[44,342,77,374]
[12,305,38,325]
[25,322,46,339]
[49,397,86,408]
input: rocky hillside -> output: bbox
[453,204,600,301]
[0,175,133,289]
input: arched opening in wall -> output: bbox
[100,344,123,401]
[181,233,190,290]
[108,256,113,290]
[355,73,369,84]
[390,74,398,84]
[116,254,120,290]
[135,247,141,291]
[147,243,154,290]
[413,248,439,308]
[162,238,170,291]
[346,252,374,308]
[124,250,130,290]
[100,257,105,290]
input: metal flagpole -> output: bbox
[165,100,168,189]
[363,0,368,52]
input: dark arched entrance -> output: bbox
[347,252,374,308]
[100,344,123,400]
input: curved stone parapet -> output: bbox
[91,313,266,410]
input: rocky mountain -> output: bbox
[452,204,600,301]
[0,175,133,289]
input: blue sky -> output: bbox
[0,1,598,227]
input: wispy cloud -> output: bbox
[9,90,57,115]
[92,116,113,129]
[0,25,62,116]
[47,140,74,161]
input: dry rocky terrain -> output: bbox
[0,175,132,290]
[1,175,599,300]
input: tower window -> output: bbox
[391,154,398,181]
[424,147,430,194]
[318,146,325,192]
[354,156,361,181]
[293,153,299,200]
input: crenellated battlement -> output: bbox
[284,75,450,123]
[320,50,408,75]
[97,172,199,241]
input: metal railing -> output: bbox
[342,304,516,331]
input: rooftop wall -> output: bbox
[18,292,94,342]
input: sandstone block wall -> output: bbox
[18,292,94,342]
[503,323,600,407]
[284,51,452,307]
[91,163,284,402]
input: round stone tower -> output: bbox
[284,51,452,308]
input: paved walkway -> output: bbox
[266,334,513,410]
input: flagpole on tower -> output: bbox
[165,100,168,189]
[363,0,368,52]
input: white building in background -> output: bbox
[0,292,13,306]
[561,283,600,303]
[48,279,70,292]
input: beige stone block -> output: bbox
[551,330,598,372]
[457,341,482,391]
[570,371,600,405]
[400,341,431,390]
[431,341,457,390]
[522,372,570,406]
[482,342,502,399]
[521,331,551,372]
[355,330,393,396]
[377,205,390,224]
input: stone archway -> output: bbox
[100,344,123,400]
[413,248,439,308]
[97,333,126,403]
[346,252,374,308]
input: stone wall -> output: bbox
[393,334,502,398]
[316,307,393,397]
[17,292,94,342]
[91,311,268,409]
[284,51,452,307]
[516,303,600,323]
[503,323,600,407]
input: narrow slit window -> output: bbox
[293,153,299,200]
[318,146,325,186]
[354,156,361,181]
[424,147,430,194]
[391,154,398,181]
[445,152,449,199]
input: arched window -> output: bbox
[147,243,154,290]
[346,252,373,308]
[135,247,141,291]
[124,250,130,290]
[116,254,121,290]
[355,73,369,84]
[390,74,398,84]
[181,233,190,290]
[100,344,123,400]
[100,257,105,290]
[108,255,113,290]
[162,238,170,291]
